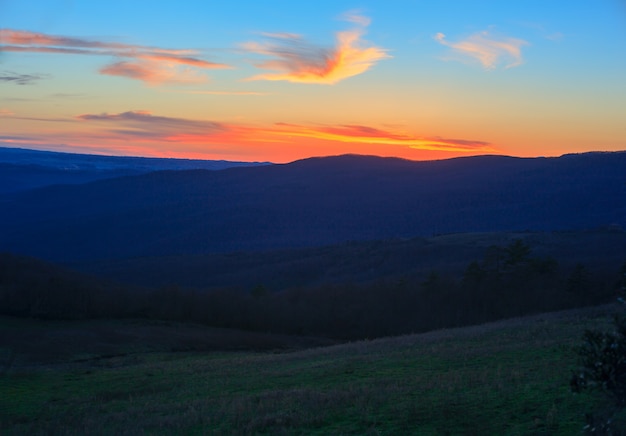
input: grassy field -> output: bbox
[0,305,618,435]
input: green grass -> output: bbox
[0,306,617,435]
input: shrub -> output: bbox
[570,262,626,434]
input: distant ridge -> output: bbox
[0,146,271,194]
[0,151,624,262]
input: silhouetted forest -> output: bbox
[2,237,623,340]
[73,229,626,292]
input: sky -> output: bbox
[1,0,625,163]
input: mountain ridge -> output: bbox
[1,151,624,262]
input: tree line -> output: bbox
[0,240,623,340]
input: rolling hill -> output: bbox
[0,151,624,262]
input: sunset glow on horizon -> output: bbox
[1,1,625,163]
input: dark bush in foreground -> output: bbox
[571,263,626,434]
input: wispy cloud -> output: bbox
[263,123,494,152]
[49,92,87,99]
[0,70,49,85]
[0,28,231,84]
[341,11,372,27]
[73,110,492,152]
[174,90,269,96]
[434,30,528,70]
[76,110,226,139]
[3,114,73,122]
[3,110,495,160]
[98,61,210,85]
[242,13,390,84]
[519,22,564,42]
[0,134,34,141]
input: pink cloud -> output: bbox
[99,61,210,85]
[0,28,230,84]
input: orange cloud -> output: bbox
[435,30,528,70]
[72,111,494,153]
[262,123,494,152]
[0,28,230,84]
[242,14,390,84]
[4,110,495,161]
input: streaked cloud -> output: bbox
[1,96,39,102]
[98,61,210,85]
[49,93,87,99]
[0,134,34,141]
[174,90,269,96]
[4,110,494,160]
[242,14,390,84]
[7,108,494,153]
[0,28,230,84]
[519,22,564,42]
[0,70,49,85]
[70,111,494,152]
[3,113,73,122]
[263,123,494,152]
[341,11,371,27]
[435,30,528,70]
[76,110,226,139]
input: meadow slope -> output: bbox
[1,304,619,435]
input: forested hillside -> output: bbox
[1,152,624,262]
[2,233,624,340]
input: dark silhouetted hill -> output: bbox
[0,152,624,262]
[0,146,270,194]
